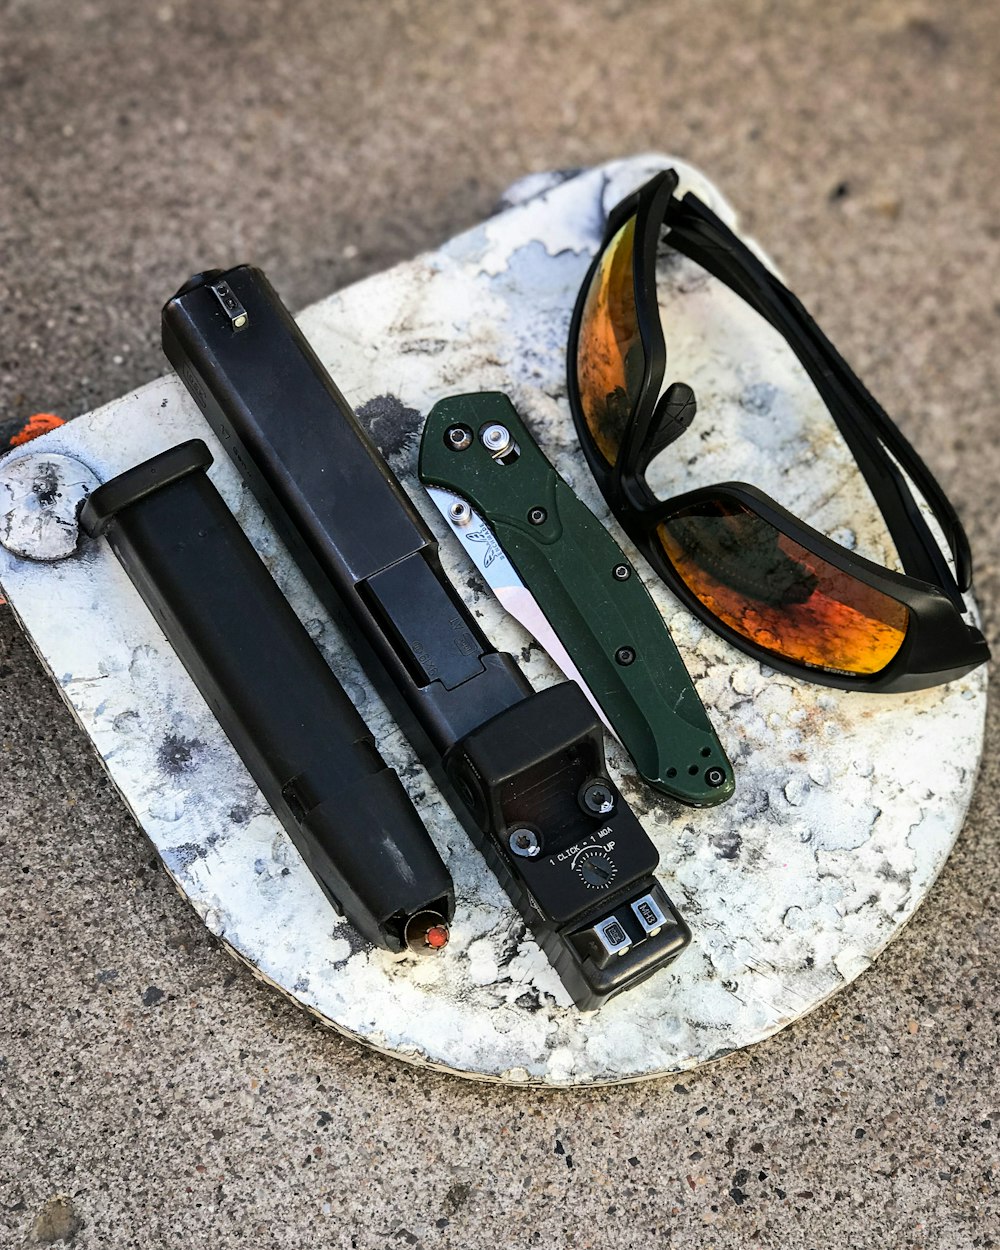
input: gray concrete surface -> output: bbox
[1,1,998,1246]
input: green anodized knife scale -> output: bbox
[419,392,735,806]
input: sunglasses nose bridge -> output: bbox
[637,381,698,466]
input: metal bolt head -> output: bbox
[508,827,541,858]
[527,506,547,526]
[0,452,98,563]
[581,781,615,816]
[705,766,728,789]
[615,645,636,666]
[445,424,473,451]
[481,423,512,455]
[613,564,630,581]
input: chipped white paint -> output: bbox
[0,156,987,1085]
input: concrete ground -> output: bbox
[1,1,998,1246]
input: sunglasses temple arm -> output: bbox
[666,195,974,597]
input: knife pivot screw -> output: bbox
[481,423,512,455]
[508,827,542,858]
[527,506,547,526]
[580,781,616,816]
[445,424,473,451]
[612,563,630,581]
[705,766,728,788]
[615,645,636,666]
[448,499,473,527]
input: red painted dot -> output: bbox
[425,924,449,950]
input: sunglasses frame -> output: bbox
[567,169,989,692]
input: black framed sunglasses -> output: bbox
[566,168,989,692]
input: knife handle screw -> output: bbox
[527,506,547,525]
[613,564,630,581]
[445,424,473,451]
[615,646,636,666]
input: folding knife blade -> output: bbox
[420,393,735,807]
[426,486,616,738]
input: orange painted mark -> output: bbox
[425,924,450,950]
[9,412,65,446]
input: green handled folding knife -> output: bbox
[419,392,735,807]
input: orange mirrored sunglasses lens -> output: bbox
[657,498,909,675]
[576,216,644,465]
